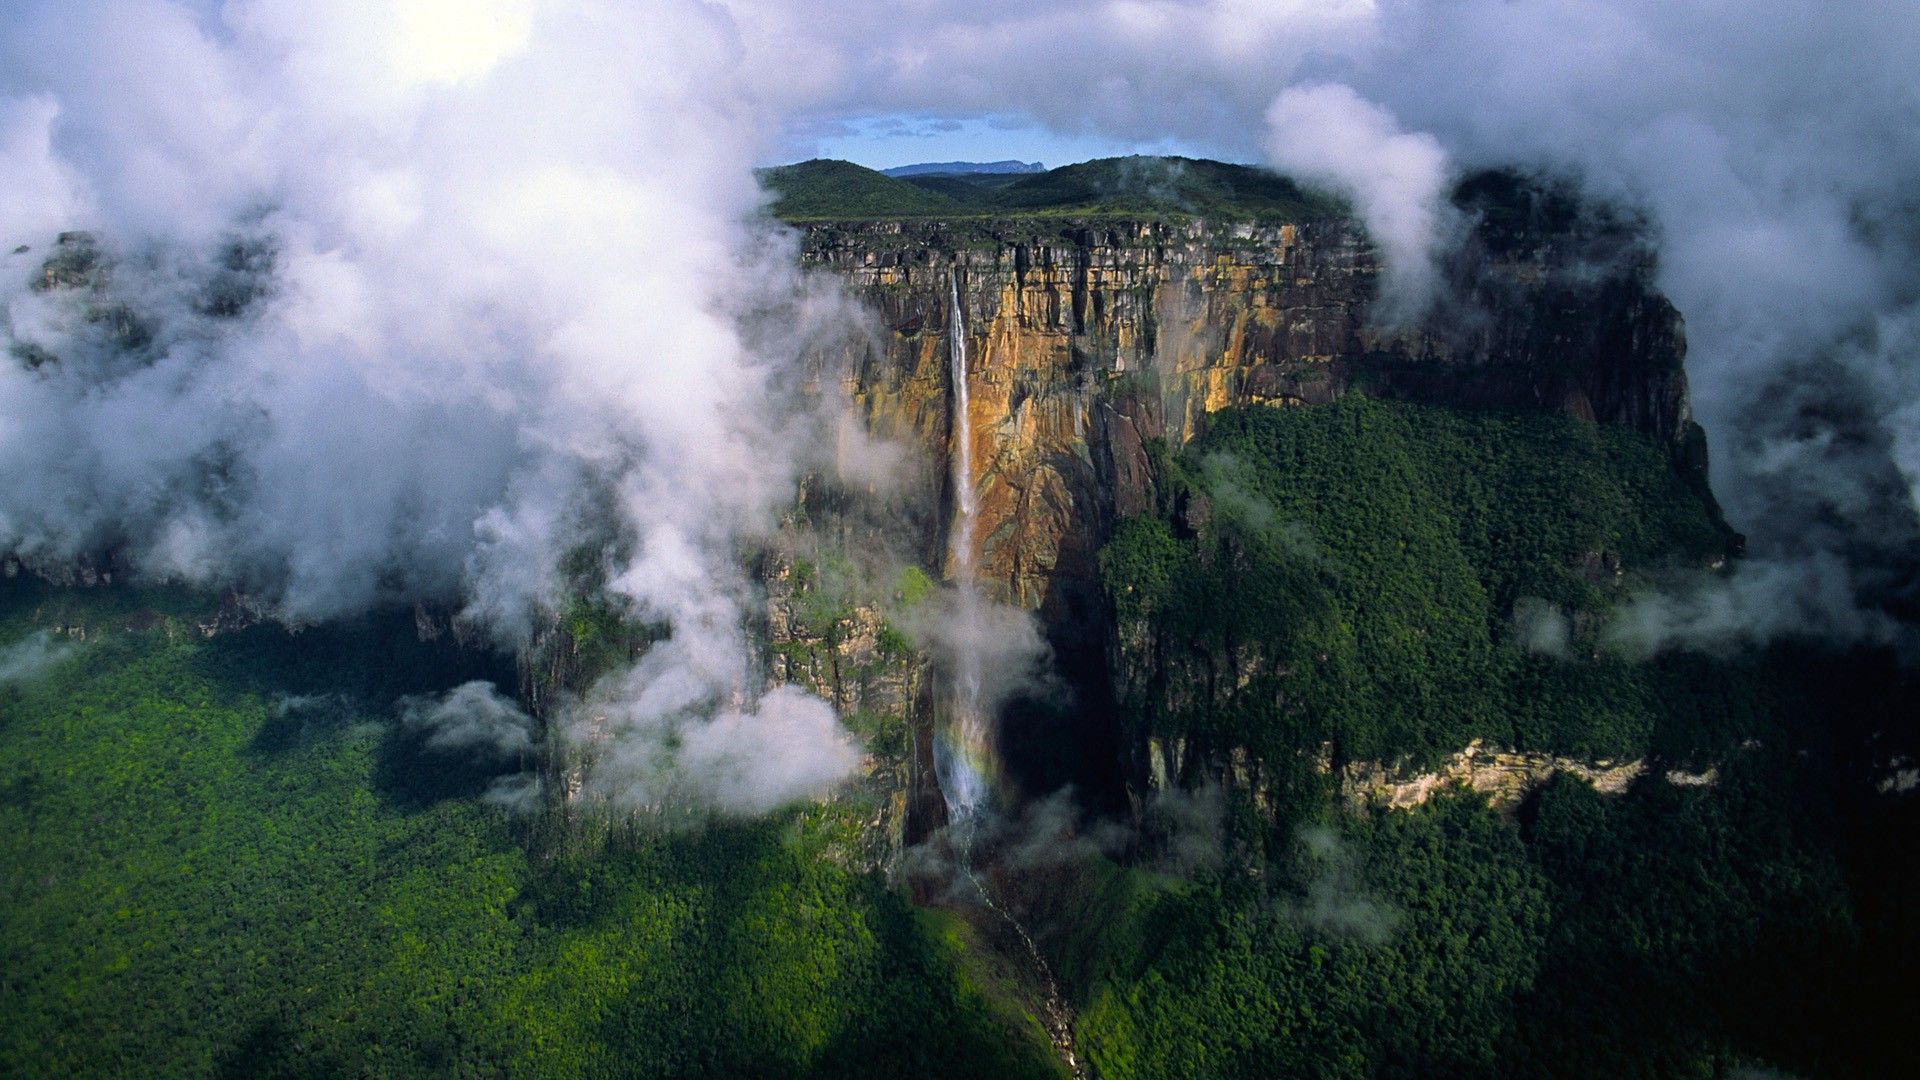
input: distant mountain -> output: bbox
[881,160,1044,177]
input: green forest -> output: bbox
[1079,396,1917,1078]
[3,398,1915,1077]
[759,156,1342,223]
[0,583,1061,1078]
[1099,396,1744,769]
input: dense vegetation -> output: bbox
[1075,395,1915,1078]
[755,159,970,220]
[760,156,1342,223]
[1070,759,1894,1079]
[1100,395,1737,772]
[4,394,1914,1078]
[0,581,1061,1078]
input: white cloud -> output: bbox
[0,631,74,683]
[399,679,536,757]
[1262,83,1451,325]
[0,0,871,812]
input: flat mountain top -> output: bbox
[759,155,1345,224]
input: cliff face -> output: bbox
[802,210,1691,622]
[758,542,946,857]
[779,200,1699,830]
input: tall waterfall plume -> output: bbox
[937,272,993,820]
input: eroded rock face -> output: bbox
[1341,740,1647,811]
[784,205,1696,830]
[802,214,1691,622]
[758,536,945,859]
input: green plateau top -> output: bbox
[758,155,1347,225]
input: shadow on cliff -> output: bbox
[994,586,1132,819]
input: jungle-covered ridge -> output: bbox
[757,155,1344,223]
[1077,397,1920,1076]
[1102,396,1739,773]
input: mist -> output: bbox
[5,1,1918,819]
[898,586,1061,731]
[0,630,74,684]
[1283,825,1399,945]
[1262,83,1453,325]
[0,0,871,815]
[399,680,535,759]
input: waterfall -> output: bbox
[937,272,990,820]
[932,273,1083,1077]
[949,278,978,583]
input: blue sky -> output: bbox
[779,112,1222,171]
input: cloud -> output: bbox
[0,0,879,815]
[398,679,535,758]
[0,96,89,246]
[897,585,1062,727]
[1262,84,1453,325]
[0,630,74,683]
[1198,451,1278,533]
[1604,556,1901,660]
[481,771,544,814]
[1281,825,1399,944]
[566,679,861,817]
[1513,597,1573,658]
[1139,782,1226,877]
[0,1,808,622]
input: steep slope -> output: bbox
[784,169,1714,816]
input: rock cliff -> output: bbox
[783,181,1704,829]
[802,205,1692,623]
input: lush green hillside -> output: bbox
[1079,396,1915,1078]
[986,156,1339,220]
[0,582,1061,1079]
[1101,396,1737,773]
[760,155,1343,223]
[757,159,968,220]
[897,171,1030,206]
